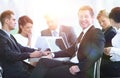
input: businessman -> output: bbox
[41,15,77,48]
[0,10,49,78]
[31,5,105,78]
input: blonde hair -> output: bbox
[97,9,109,20]
[78,5,94,17]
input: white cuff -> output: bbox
[51,53,55,57]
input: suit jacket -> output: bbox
[101,26,116,61]
[54,26,105,78]
[41,25,77,48]
[103,26,116,47]
[100,26,117,77]
[0,29,35,78]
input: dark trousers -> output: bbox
[30,58,83,78]
[100,61,120,78]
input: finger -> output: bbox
[69,67,75,75]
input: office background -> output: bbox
[0,0,119,37]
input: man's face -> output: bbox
[78,10,93,30]
[7,14,16,30]
[46,19,58,30]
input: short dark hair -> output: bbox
[0,10,14,26]
[109,7,120,23]
[18,15,33,33]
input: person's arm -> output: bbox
[104,47,120,59]
[77,29,105,72]
[0,37,47,62]
[110,47,120,56]
[54,42,77,58]
[45,42,77,59]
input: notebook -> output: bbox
[34,36,67,52]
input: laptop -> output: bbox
[34,36,67,52]
[29,36,69,62]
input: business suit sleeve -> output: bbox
[78,29,105,72]
[17,42,35,53]
[0,37,32,62]
[104,27,116,47]
[54,42,77,57]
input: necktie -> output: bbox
[70,31,84,63]
[53,30,58,37]
[77,31,84,43]
[10,35,16,45]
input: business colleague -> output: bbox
[97,10,116,78]
[104,7,120,77]
[0,10,49,78]
[14,15,38,66]
[41,15,77,48]
[30,5,105,78]
[14,15,33,47]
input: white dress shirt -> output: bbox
[51,27,59,37]
[70,25,92,63]
[110,29,120,61]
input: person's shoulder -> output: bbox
[13,33,21,37]
[13,33,24,39]
[41,28,49,32]
[89,26,103,34]
[0,29,8,38]
[60,25,73,30]
[108,26,116,32]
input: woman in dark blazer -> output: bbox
[97,9,116,78]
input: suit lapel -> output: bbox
[10,35,21,52]
[0,29,20,52]
[80,26,95,45]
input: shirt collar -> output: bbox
[51,25,59,34]
[1,29,11,37]
[82,24,93,34]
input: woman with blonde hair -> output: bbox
[97,9,116,78]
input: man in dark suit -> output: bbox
[41,16,77,48]
[0,10,49,78]
[30,5,105,78]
